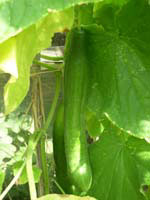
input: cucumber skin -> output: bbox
[53,103,80,194]
[53,104,72,193]
[64,27,92,192]
[53,104,67,192]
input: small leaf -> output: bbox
[0,124,16,164]
[86,110,104,138]
[13,161,42,185]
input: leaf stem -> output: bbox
[0,162,25,200]
[44,72,61,131]
[52,179,65,194]
[40,136,49,194]
[40,54,63,61]
[26,154,37,200]
[39,71,61,194]
[33,60,63,71]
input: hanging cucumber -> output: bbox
[53,103,79,194]
[64,27,92,192]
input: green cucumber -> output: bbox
[53,103,79,194]
[53,103,70,193]
[64,27,92,192]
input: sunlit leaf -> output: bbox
[85,0,150,138]
[13,161,42,185]
[88,130,150,200]
[37,194,96,200]
[4,26,37,114]
[0,37,18,77]
[3,8,73,114]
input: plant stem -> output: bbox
[26,154,37,200]
[40,136,49,194]
[40,54,63,61]
[52,179,65,194]
[0,162,25,200]
[33,60,63,71]
[26,134,38,200]
[39,71,61,194]
[44,72,61,131]
[1,70,62,200]
[39,77,49,195]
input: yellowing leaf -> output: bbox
[0,37,18,77]
[38,194,96,200]
[4,25,37,114]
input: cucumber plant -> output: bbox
[1,1,150,200]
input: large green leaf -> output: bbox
[4,26,37,114]
[127,137,150,187]
[85,0,150,138]
[0,37,18,77]
[3,8,73,114]
[88,130,150,200]
[36,7,73,52]
[0,0,127,44]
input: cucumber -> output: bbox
[53,103,79,194]
[64,27,92,192]
[53,103,71,193]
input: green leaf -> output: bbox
[37,194,96,200]
[85,0,150,138]
[88,131,147,200]
[3,8,73,114]
[127,138,150,187]
[0,0,129,44]
[77,3,94,25]
[0,170,5,194]
[36,7,74,52]
[0,123,16,164]
[13,161,42,185]
[86,110,104,138]
[0,0,92,44]
[3,26,37,114]
[0,37,18,77]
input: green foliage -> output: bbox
[0,170,5,194]
[4,26,37,114]
[85,0,150,138]
[0,112,32,198]
[0,0,101,44]
[86,111,104,138]
[1,8,73,114]
[88,128,150,200]
[1,0,150,200]
[13,161,42,185]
